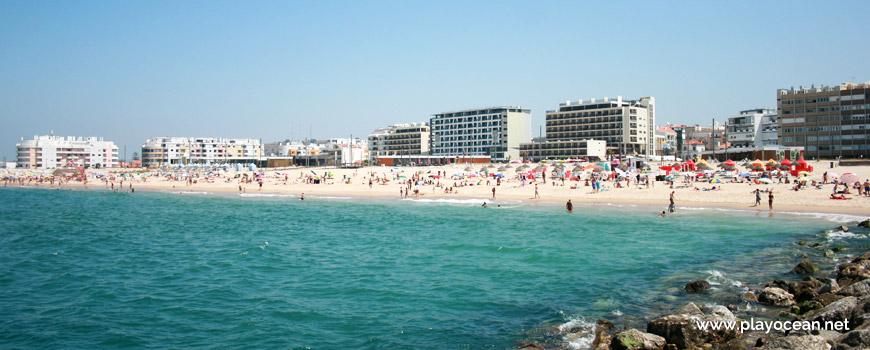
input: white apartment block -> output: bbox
[141,137,262,166]
[545,96,656,156]
[727,108,778,149]
[430,107,531,161]
[367,122,430,161]
[16,135,118,169]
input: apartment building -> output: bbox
[519,139,606,161]
[727,108,778,149]
[367,123,430,161]
[777,82,870,159]
[16,134,118,169]
[141,137,262,166]
[430,107,531,161]
[544,96,655,156]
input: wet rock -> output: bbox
[764,335,830,350]
[517,342,545,350]
[610,328,665,350]
[810,243,823,248]
[742,292,758,303]
[858,219,870,229]
[797,300,825,314]
[834,247,849,252]
[758,287,796,307]
[764,279,791,291]
[646,303,737,349]
[835,226,850,233]
[592,319,615,350]
[817,293,846,307]
[834,329,870,350]
[827,250,837,258]
[791,259,820,274]
[836,261,870,288]
[790,278,823,303]
[809,296,858,326]
[797,240,810,246]
[717,336,749,350]
[838,279,870,297]
[850,299,870,328]
[684,280,710,293]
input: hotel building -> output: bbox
[727,108,778,150]
[16,134,119,169]
[367,123,430,161]
[430,107,531,161]
[141,137,262,166]
[777,82,870,159]
[543,96,655,156]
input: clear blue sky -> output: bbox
[2,0,868,161]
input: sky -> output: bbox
[2,0,869,161]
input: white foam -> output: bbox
[558,316,596,350]
[177,191,211,195]
[402,198,494,205]
[826,230,866,241]
[239,193,295,198]
[777,211,868,224]
[704,270,743,288]
[308,195,351,200]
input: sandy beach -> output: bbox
[4,160,870,217]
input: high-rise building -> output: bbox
[430,107,531,161]
[16,134,118,169]
[367,123,430,162]
[141,137,262,166]
[543,96,655,156]
[778,82,870,159]
[726,108,778,150]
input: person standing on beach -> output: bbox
[823,171,828,184]
[534,184,540,199]
[752,189,761,206]
[300,193,305,200]
[566,199,573,212]
[668,191,675,213]
[492,187,496,200]
[768,190,774,211]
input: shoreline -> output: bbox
[5,180,869,220]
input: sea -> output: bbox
[1,187,868,349]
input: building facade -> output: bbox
[141,137,262,166]
[727,108,778,150]
[430,107,531,161]
[519,140,606,161]
[367,123,430,162]
[16,135,118,169]
[544,96,655,156]
[777,82,870,159]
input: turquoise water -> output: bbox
[0,187,865,349]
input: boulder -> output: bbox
[835,225,850,233]
[764,335,831,350]
[717,336,749,350]
[790,278,823,303]
[764,279,791,291]
[852,251,870,263]
[791,259,820,274]
[819,278,841,294]
[836,261,870,288]
[610,328,665,350]
[517,343,545,350]
[742,292,758,303]
[858,219,870,229]
[758,287,796,307]
[817,293,846,307]
[646,303,737,349]
[838,279,870,297]
[810,296,859,326]
[827,250,837,258]
[592,319,615,350]
[834,329,870,350]
[684,280,710,293]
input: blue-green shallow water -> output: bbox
[0,187,866,349]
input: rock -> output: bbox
[836,261,870,288]
[819,278,841,294]
[764,335,831,350]
[834,329,870,350]
[758,287,796,307]
[850,299,870,328]
[790,278,823,303]
[811,243,823,248]
[792,259,821,274]
[797,300,825,314]
[838,279,870,297]
[859,219,870,229]
[684,280,711,293]
[646,303,737,350]
[610,328,665,350]
[818,293,846,307]
[835,225,850,233]
[742,292,758,303]
[592,319,615,350]
[797,240,810,246]
[827,250,837,258]
[517,343,545,350]
[764,279,792,291]
[718,336,749,350]
[810,296,859,326]
[852,251,870,263]
[834,247,849,252]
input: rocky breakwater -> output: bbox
[519,218,870,350]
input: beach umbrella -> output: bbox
[799,171,811,176]
[780,159,792,167]
[724,159,736,167]
[572,166,584,173]
[592,168,604,173]
[840,173,859,184]
[757,178,773,184]
[486,164,496,169]
[583,164,601,171]
[829,173,839,178]
[504,164,513,169]
[796,177,809,183]
[464,166,473,172]
[709,178,722,183]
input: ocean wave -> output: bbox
[557,316,596,350]
[825,230,867,241]
[704,270,744,288]
[308,195,351,200]
[176,191,211,195]
[777,211,868,224]
[239,193,295,198]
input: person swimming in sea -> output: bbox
[659,211,667,217]
[566,199,573,212]
[482,202,488,208]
